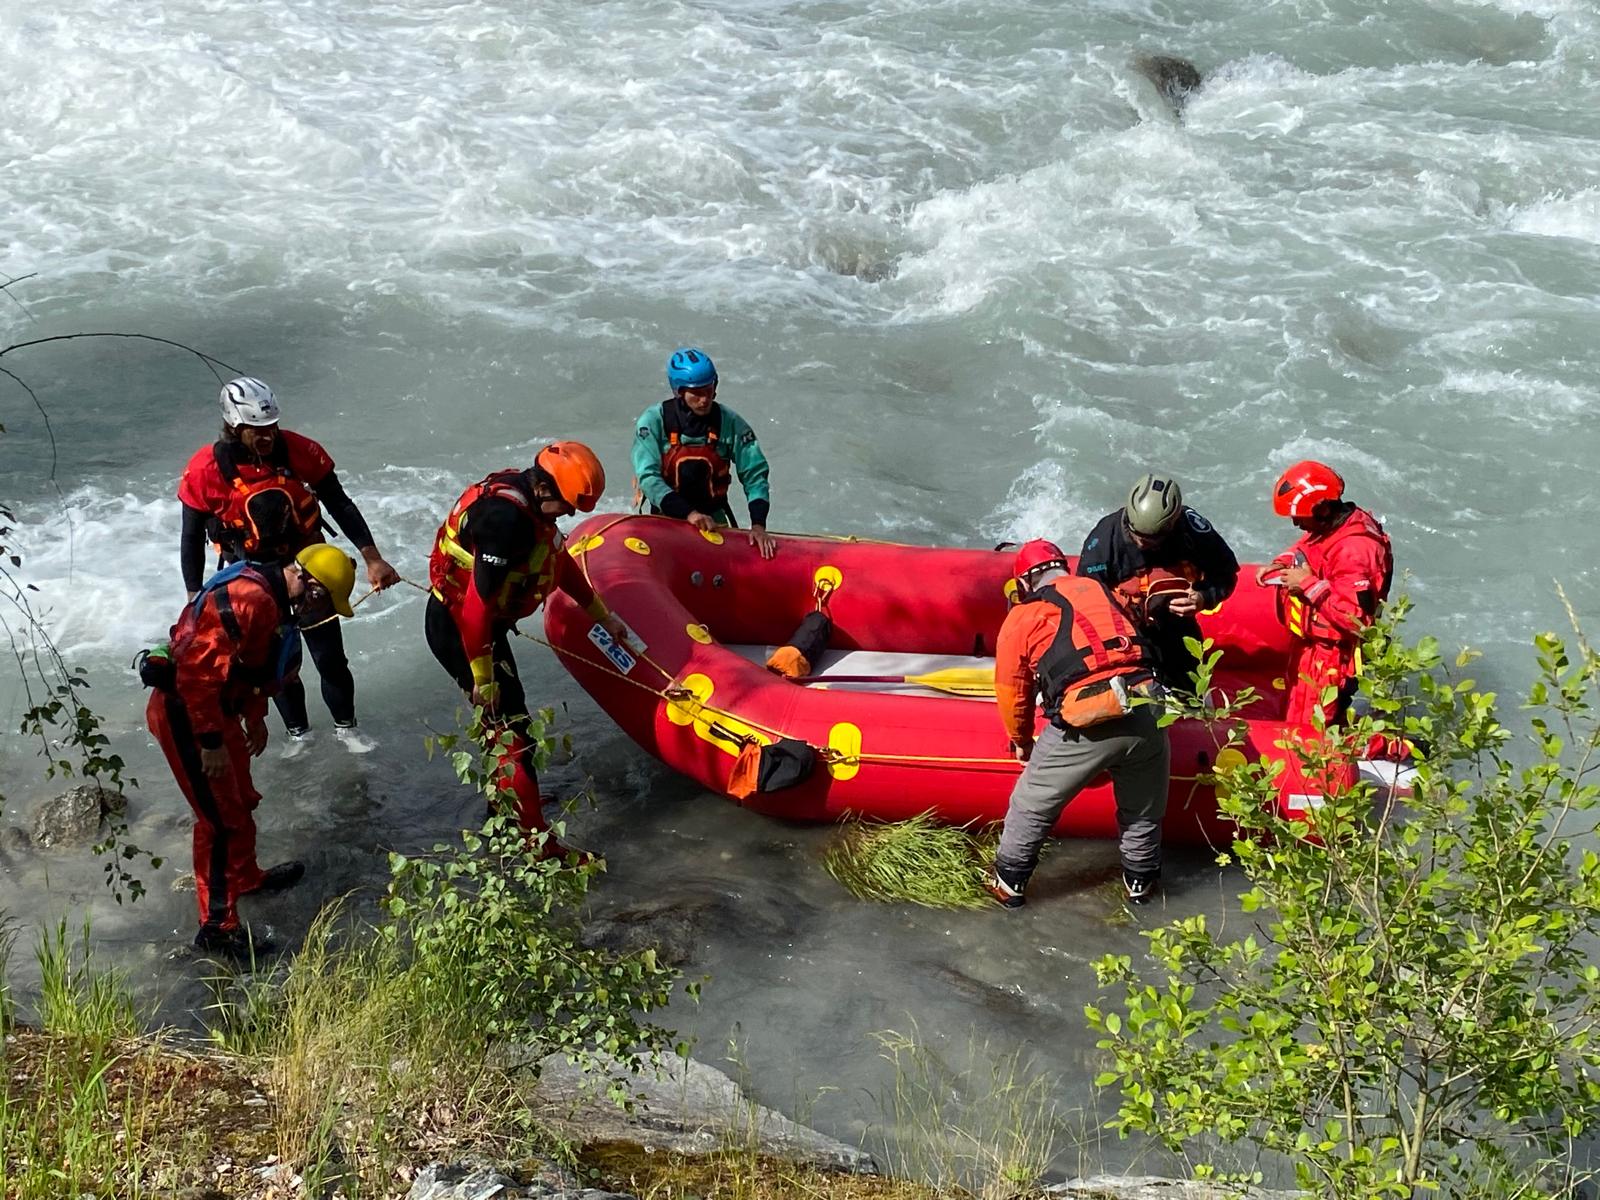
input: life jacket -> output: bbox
[1278,507,1394,644]
[211,438,322,561]
[1027,578,1154,726]
[1113,563,1201,625]
[428,470,561,614]
[174,562,302,696]
[660,400,733,505]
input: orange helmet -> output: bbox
[1272,460,1344,519]
[1012,539,1069,581]
[534,441,606,512]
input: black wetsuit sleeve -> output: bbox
[466,495,538,600]
[657,490,694,520]
[748,498,770,528]
[1075,514,1119,583]
[312,471,376,550]
[181,504,211,593]
[1189,520,1241,608]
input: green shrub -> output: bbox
[1089,600,1600,1197]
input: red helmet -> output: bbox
[1012,539,1068,581]
[534,441,606,512]
[1272,460,1344,518]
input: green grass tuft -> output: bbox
[822,814,999,909]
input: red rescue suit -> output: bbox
[145,567,296,933]
[1270,506,1394,726]
[427,471,606,831]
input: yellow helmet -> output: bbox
[294,544,357,618]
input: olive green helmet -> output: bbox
[1125,473,1184,538]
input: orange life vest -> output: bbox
[428,470,560,614]
[1028,578,1154,723]
[212,441,321,560]
[661,401,732,503]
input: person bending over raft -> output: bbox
[1257,460,1394,728]
[425,442,632,838]
[988,540,1170,909]
[1076,472,1239,693]
[632,347,777,559]
[177,377,401,754]
[145,545,357,962]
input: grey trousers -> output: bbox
[995,706,1170,880]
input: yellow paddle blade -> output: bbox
[800,667,997,696]
[901,667,996,697]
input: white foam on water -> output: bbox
[1507,190,1600,244]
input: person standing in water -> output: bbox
[145,545,357,961]
[632,348,778,558]
[425,442,632,840]
[177,377,401,754]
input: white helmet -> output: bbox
[219,377,280,428]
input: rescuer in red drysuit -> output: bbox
[1257,460,1394,728]
[145,545,356,961]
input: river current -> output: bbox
[3,0,1598,1178]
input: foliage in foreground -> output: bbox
[1089,599,1600,1197]
[822,813,999,909]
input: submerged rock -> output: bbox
[30,784,125,848]
[528,1053,875,1174]
[0,825,30,852]
[1131,54,1204,119]
[1051,1177,1301,1199]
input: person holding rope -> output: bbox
[425,442,632,839]
[177,377,401,755]
[632,347,777,559]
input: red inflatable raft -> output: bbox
[544,514,1346,846]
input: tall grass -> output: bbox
[34,916,138,1044]
[200,902,534,1194]
[0,912,15,1031]
[823,814,1000,909]
[872,1025,1079,1199]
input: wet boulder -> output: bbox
[406,1161,630,1199]
[30,784,125,848]
[1132,54,1204,119]
[529,1053,875,1173]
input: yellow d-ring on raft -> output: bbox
[665,673,769,758]
[1201,600,1224,616]
[699,528,725,545]
[624,537,651,556]
[686,623,713,644]
[826,723,861,781]
[1003,578,1020,603]
[814,565,842,593]
[568,534,605,555]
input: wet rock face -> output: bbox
[29,784,125,849]
[528,1053,875,1174]
[406,1162,631,1200]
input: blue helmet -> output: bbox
[667,347,718,393]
